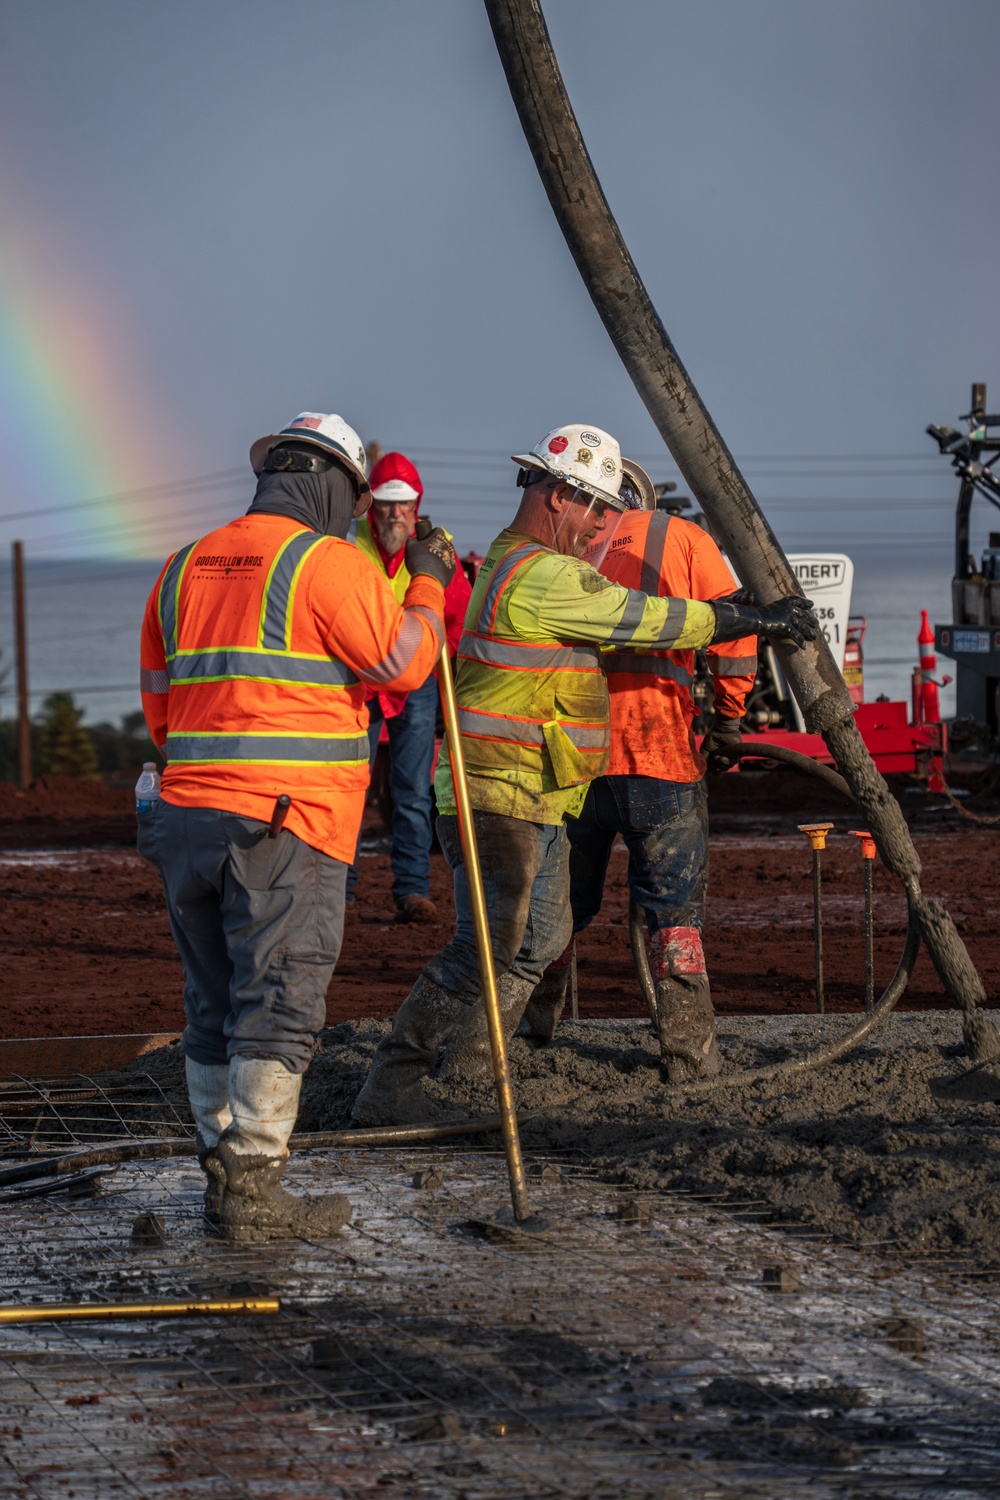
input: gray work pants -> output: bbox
[138,801,346,1073]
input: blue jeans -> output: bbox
[568,775,709,936]
[426,811,573,996]
[138,801,346,1074]
[347,674,438,904]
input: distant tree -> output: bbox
[121,710,147,737]
[39,693,99,779]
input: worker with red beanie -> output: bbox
[350,451,471,921]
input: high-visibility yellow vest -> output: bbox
[435,527,717,824]
[455,536,610,799]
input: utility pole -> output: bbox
[12,541,31,789]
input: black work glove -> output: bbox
[700,716,743,774]
[405,527,456,588]
[711,594,817,648]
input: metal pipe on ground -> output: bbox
[482,0,999,1064]
[0,1114,533,1192]
[0,1299,280,1325]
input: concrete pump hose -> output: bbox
[483,0,999,1064]
[627,742,918,1091]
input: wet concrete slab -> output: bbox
[2,1145,999,1497]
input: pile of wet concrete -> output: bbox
[109,1010,1000,1265]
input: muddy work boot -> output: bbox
[521,957,572,1045]
[649,926,720,1084]
[351,975,468,1126]
[185,1058,232,1226]
[215,1058,351,1244]
[654,976,721,1084]
[437,971,535,1082]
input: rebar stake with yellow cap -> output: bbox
[798,823,834,1014]
[850,831,877,1013]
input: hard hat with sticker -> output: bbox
[511,423,624,508]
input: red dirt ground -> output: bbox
[1,774,998,1038]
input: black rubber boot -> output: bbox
[437,971,535,1082]
[654,974,721,1084]
[521,964,571,1044]
[215,1142,351,1245]
[351,975,469,1126]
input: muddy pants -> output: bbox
[568,775,709,981]
[427,811,573,997]
[138,801,346,1074]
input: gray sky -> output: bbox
[0,0,996,563]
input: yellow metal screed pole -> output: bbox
[0,1299,280,1324]
[436,649,531,1221]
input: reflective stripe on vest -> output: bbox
[457,632,599,673]
[159,542,198,658]
[259,530,326,650]
[167,649,356,687]
[476,543,546,632]
[711,654,757,677]
[166,732,369,764]
[605,653,693,687]
[457,707,608,750]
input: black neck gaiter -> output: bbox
[246,465,356,538]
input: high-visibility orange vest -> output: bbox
[140,512,444,860]
[598,511,756,782]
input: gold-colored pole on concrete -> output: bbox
[436,649,531,1221]
[0,1299,280,1324]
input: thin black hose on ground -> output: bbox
[627,744,921,1092]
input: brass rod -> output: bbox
[437,650,530,1221]
[0,1299,280,1324]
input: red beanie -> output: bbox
[370,451,423,505]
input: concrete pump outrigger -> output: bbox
[483,0,999,1069]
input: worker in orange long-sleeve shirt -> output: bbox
[138,412,455,1242]
[524,461,756,1082]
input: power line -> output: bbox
[0,469,247,526]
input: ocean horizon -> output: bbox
[0,543,960,731]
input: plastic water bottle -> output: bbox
[135,762,161,815]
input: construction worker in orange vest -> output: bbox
[523,460,756,1081]
[352,424,816,1126]
[138,412,455,1241]
[349,450,471,922]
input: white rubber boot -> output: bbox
[185,1059,232,1224]
[215,1058,351,1243]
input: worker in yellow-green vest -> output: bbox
[348,451,472,923]
[352,423,818,1125]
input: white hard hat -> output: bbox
[250,413,368,488]
[512,424,624,509]
[619,457,657,511]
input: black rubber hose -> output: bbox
[739,742,852,798]
[626,743,919,1090]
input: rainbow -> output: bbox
[0,155,189,559]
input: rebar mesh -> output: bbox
[2,1131,1000,1499]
